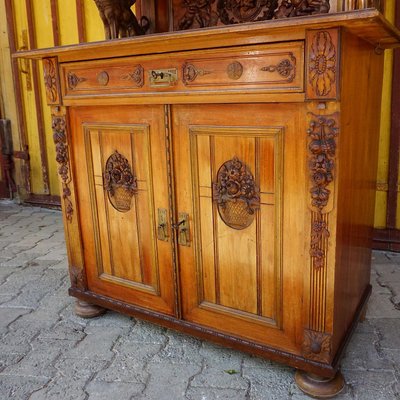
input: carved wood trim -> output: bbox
[52,111,73,222]
[121,65,144,87]
[182,63,213,85]
[67,72,87,90]
[306,28,340,100]
[302,329,332,364]
[307,112,339,334]
[43,57,61,105]
[260,54,296,83]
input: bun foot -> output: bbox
[295,370,345,399]
[74,300,106,318]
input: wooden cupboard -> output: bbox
[16,9,400,398]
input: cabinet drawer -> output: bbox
[61,41,304,98]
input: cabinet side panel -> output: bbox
[333,31,385,355]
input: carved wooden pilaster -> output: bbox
[303,112,339,363]
[51,106,87,291]
[306,28,340,101]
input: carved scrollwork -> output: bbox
[104,151,137,212]
[121,65,144,87]
[182,63,212,85]
[67,72,86,90]
[261,56,296,82]
[213,157,260,230]
[308,30,337,98]
[302,329,332,363]
[52,115,73,222]
[43,58,60,104]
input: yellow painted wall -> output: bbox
[374,0,395,228]
[0,0,22,191]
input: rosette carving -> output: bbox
[104,151,137,212]
[213,157,260,230]
[308,30,337,98]
[302,329,332,363]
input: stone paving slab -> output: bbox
[0,200,399,399]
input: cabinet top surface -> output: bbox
[14,9,400,63]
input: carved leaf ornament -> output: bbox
[308,31,337,97]
[213,157,260,230]
[104,151,137,212]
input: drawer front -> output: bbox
[61,42,304,98]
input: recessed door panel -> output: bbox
[173,104,306,351]
[70,105,175,315]
[190,126,281,322]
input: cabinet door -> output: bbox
[173,104,307,352]
[71,105,176,316]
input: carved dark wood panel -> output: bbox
[173,0,330,30]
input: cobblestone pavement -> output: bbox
[0,200,399,400]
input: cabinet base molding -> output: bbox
[74,300,106,318]
[69,284,371,378]
[295,370,345,399]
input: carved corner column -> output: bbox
[43,57,104,318]
[296,29,344,398]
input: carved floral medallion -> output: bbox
[302,329,332,363]
[213,157,260,230]
[52,115,73,222]
[308,30,337,98]
[104,151,137,212]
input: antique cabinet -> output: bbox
[17,9,400,398]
